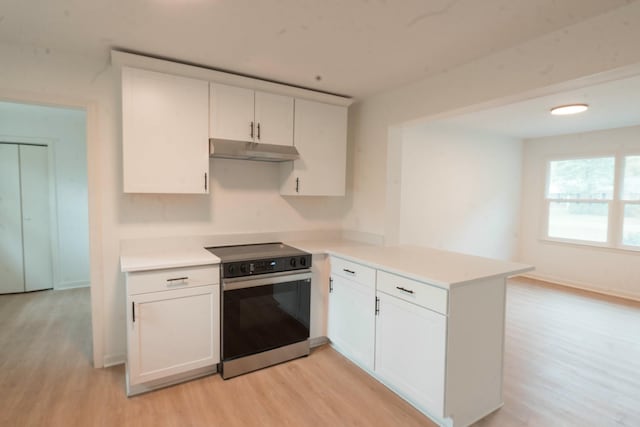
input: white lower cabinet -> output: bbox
[375,291,446,418]
[125,264,220,395]
[328,255,508,427]
[327,274,375,371]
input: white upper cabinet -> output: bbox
[254,91,294,146]
[209,83,255,142]
[209,82,294,146]
[280,99,347,196]
[122,67,210,194]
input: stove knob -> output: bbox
[240,263,248,274]
[300,257,307,267]
[228,265,235,275]
[290,258,297,267]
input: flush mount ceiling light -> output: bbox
[550,104,589,115]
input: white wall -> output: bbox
[0,101,89,289]
[344,2,640,239]
[520,125,640,300]
[398,124,522,260]
[118,159,349,239]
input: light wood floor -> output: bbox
[1,278,639,427]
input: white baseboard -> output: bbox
[518,273,640,303]
[103,354,126,368]
[55,280,90,290]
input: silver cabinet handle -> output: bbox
[396,286,414,294]
[343,269,356,275]
[166,277,188,286]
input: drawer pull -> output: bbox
[166,276,188,285]
[343,269,356,275]
[396,286,414,294]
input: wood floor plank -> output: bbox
[1,278,639,426]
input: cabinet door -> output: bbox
[254,91,294,146]
[0,144,24,294]
[375,292,446,418]
[280,99,347,196]
[122,67,209,194]
[328,275,375,371]
[127,284,220,386]
[209,82,255,142]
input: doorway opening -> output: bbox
[0,100,91,361]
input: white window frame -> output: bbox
[619,154,640,250]
[542,152,640,252]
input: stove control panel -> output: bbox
[223,255,312,278]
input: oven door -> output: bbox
[222,270,311,361]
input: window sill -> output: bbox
[539,237,640,254]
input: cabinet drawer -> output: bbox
[126,264,219,295]
[330,256,376,286]
[377,271,448,315]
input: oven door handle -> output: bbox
[223,270,312,291]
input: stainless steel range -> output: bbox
[206,243,312,379]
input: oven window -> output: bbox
[223,279,310,360]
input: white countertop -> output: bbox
[120,238,533,286]
[120,248,220,272]
[287,239,533,288]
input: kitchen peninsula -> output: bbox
[288,240,532,427]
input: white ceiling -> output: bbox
[0,0,634,98]
[435,73,640,139]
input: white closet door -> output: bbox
[0,144,25,294]
[20,145,53,292]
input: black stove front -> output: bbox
[206,243,312,379]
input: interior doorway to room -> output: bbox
[0,100,91,363]
[0,101,90,294]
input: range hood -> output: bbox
[209,139,299,162]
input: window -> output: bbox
[622,155,640,247]
[544,154,640,249]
